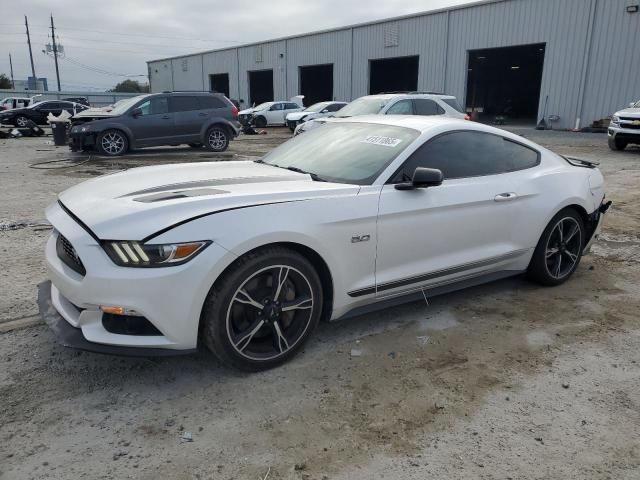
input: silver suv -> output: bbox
[70,92,241,156]
[295,92,468,135]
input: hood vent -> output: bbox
[134,188,229,203]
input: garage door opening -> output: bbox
[299,64,333,107]
[466,43,546,125]
[209,73,230,98]
[248,69,274,106]
[369,56,419,95]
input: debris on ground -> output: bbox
[180,431,193,443]
[350,349,362,357]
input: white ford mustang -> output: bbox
[40,116,610,370]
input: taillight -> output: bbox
[464,114,471,121]
[231,106,239,118]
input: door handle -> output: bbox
[198,112,208,116]
[494,192,518,202]
[161,115,171,120]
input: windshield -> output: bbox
[261,122,419,185]
[108,95,148,115]
[252,102,272,111]
[335,97,390,118]
[304,102,330,113]
[633,100,640,108]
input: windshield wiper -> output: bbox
[286,166,329,182]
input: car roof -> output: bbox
[332,114,523,138]
[362,93,457,100]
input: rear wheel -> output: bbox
[527,208,585,286]
[97,129,128,156]
[608,137,627,151]
[204,126,229,152]
[201,247,323,371]
[253,116,267,128]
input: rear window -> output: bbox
[169,96,200,112]
[442,98,464,113]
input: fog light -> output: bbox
[100,306,139,316]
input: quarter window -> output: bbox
[169,96,199,112]
[391,131,539,182]
[199,96,226,109]
[326,103,344,112]
[413,99,445,116]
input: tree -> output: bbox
[0,74,12,89]
[110,79,149,93]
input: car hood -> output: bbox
[615,107,640,117]
[0,107,28,115]
[239,107,261,115]
[57,161,359,240]
[286,111,313,121]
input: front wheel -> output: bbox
[204,126,229,152]
[201,247,323,371]
[97,129,128,156]
[608,137,627,151]
[253,116,267,128]
[527,208,585,286]
[15,115,29,128]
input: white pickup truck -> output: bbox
[608,100,640,151]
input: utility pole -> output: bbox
[25,16,37,87]
[50,14,61,91]
[9,54,15,89]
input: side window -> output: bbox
[391,131,539,182]
[386,100,414,115]
[169,96,198,113]
[414,99,445,116]
[327,103,344,112]
[270,103,283,111]
[139,97,169,115]
[287,102,300,110]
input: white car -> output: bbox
[295,92,468,135]
[1,96,32,111]
[608,100,640,151]
[41,116,609,371]
[239,99,303,128]
[285,101,348,131]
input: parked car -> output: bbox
[41,115,610,371]
[69,92,240,156]
[295,92,469,135]
[238,98,304,127]
[0,100,88,127]
[63,97,90,106]
[0,96,32,111]
[608,100,640,151]
[285,101,348,131]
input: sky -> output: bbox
[1,0,482,92]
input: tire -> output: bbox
[253,116,267,128]
[204,126,229,152]
[201,247,323,371]
[188,142,203,148]
[97,129,128,156]
[527,208,585,286]
[608,137,627,151]
[14,115,29,128]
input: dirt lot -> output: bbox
[1,127,639,480]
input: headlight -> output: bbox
[103,241,211,267]
[611,115,620,125]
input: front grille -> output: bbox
[56,234,86,276]
[287,120,297,130]
[620,122,640,130]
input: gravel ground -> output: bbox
[0,127,639,479]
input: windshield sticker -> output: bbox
[361,135,402,148]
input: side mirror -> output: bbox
[131,107,142,117]
[395,167,443,191]
[321,109,329,113]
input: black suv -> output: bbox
[69,92,241,156]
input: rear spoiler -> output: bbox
[562,156,599,169]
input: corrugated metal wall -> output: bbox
[581,0,640,123]
[148,0,639,129]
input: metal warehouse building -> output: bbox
[147,0,639,130]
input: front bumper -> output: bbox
[37,281,197,357]
[68,130,95,151]
[608,125,640,144]
[42,201,230,354]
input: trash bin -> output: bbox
[51,122,68,146]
